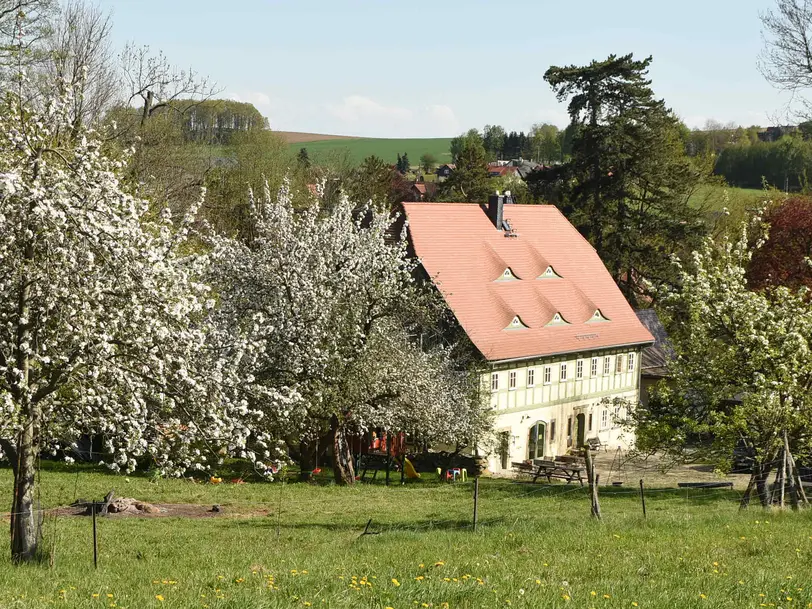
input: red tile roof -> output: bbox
[403,202,654,362]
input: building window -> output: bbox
[528,421,545,460]
[543,366,552,384]
[549,419,557,442]
[527,368,535,387]
[491,372,499,392]
[628,352,636,372]
[566,416,572,438]
[615,355,624,373]
[591,357,598,377]
[560,363,568,382]
[603,356,611,375]
[614,404,622,426]
[588,413,593,432]
[509,371,517,390]
[601,408,609,429]
[576,360,584,379]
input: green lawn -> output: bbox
[688,184,766,218]
[0,464,810,609]
[289,138,454,166]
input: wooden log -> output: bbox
[585,447,601,520]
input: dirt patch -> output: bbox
[275,131,359,144]
[50,503,253,519]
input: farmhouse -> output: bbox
[436,163,456,178]
[403,194,654,474]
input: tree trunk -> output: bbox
[739,471,757,510]
[787,449,809,507]
[10,420,42,563]
[299,440,314,483]
[331,417,355,486]
[784,431,799,510]
[140,90,153,126]
[756,461,771,508]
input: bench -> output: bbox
[677,482,733,489]
[358,453,396,481]
[586,437,606,452]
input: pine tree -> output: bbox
[544,54,707,303]
[401,152,410,172]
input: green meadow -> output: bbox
[289,138,454,166]
[0,465,810,608]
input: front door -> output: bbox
[576,413,586,447]
[528,421,546,460]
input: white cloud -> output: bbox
[228,90,274,120]
[323,95,460,137]
[326,95,412,123]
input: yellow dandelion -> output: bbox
[632,603,638,607]
[92,594,99,598]
[155,595,164,602]
[604,594,611,599]
[434,561,445,567]
[392,579,401,587]
[699,593,707,599]
[562,594,570,601]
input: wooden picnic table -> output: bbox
[511,459,585,486]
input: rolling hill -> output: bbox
[278,132,454,166]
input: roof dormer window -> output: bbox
[546,312,570,326]
[505,315,528,330]
[538,265,562,279]
[589,309,610,323]
[496,267,520,282]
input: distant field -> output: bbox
[288,136,454,166]
[275,131,359,144]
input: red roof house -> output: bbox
[403,198,654,362]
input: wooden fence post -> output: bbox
[585,447,601,520]
[91,503,98,568]
[473,476,480,532]
[639,479,647,518]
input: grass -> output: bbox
[0,463,811,608]
[688,184,767,223]
[289,138,454,166]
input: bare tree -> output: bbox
[120,43,220,126]
[760,0,812,117]
[45,1,117,134]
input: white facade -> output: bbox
[485,346,643,474]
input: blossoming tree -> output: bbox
[631,214,812,508]
[210,182,492,485]
[0,91,251,561]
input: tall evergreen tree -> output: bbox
[544,54,707,303]
[441,137,490,202]
[401,152,410,172]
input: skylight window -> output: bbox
[588,309,610,323]
[505,315,528,330]
[496,267,520,282]
[546,312,570,326]
[538,265,562,279]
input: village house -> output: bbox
[436,163,456,179]
[403,194,654,474]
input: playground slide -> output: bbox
[404,457,421,479]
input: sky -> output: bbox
[103,0,793,138]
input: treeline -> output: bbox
[182,100,268,144]
[714,137,812,190]
[451,124,574,164]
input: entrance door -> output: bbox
[576,413,586,447]
[528,421,546,460]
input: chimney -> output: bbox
[487,191,504,230]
